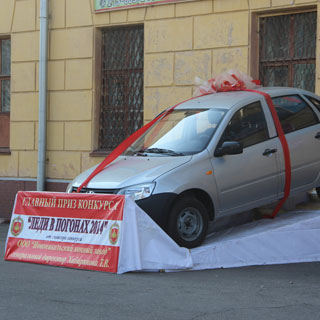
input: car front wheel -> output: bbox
[168,196,208,249]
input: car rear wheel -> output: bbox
[168,196,208,249]
[316,187,320,199]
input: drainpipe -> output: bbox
[37,0,48,191]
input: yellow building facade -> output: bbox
[0,0,319,218]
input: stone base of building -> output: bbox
[0,180,68,219]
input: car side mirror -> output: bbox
[214,141,243,157]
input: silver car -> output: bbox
[67,87,320,248]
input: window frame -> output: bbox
[92,25,144,156]
[250,7,317,87]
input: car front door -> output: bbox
[211,101,280,214]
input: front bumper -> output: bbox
[72,186,176,231]
[136,193,177,230]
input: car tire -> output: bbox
[168,196,208,249]
[316,187,320,199]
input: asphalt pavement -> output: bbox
[1,221,320,320]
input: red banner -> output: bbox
[5,192,125,273]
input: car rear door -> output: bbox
[210,100,280,213]
[272,94,320,193]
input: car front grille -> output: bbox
[71,187,120,194]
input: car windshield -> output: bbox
[124,108,226,156]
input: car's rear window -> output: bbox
[305,95,320,113]
[272,95,319,134]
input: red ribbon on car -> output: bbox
[77,73,291,219]
[245,89,291,218]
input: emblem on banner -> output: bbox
[109,222,119,245]
[11,216,24,237]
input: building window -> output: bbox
[259,11,316,92]
[98,25,144,151]
[0,37,10,150]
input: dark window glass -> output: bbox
[0,38,10,113]
[259,12,316,92]
[1,79,10,112]
[99,25,144,151]
[293,63,315,90]
[305,96,320,113]
[260,65,288,87]
[219,102,269,148]
[1,39,11,76]
[272,95,319,134]
[0,37,10,149]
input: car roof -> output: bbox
[175,87,308,111]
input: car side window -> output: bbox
[272,95,319,134]
[219,101,269,148]
[305,95,320,113]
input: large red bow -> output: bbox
[194,70,261,97]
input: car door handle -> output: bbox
[315,132,320,139]
[263,148,277,156]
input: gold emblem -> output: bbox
[11,216,24,237]
[109,222,119,245]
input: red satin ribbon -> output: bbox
[78,89,291,219]
[77,96,199,193]
[246,89,291,218]
[200,74,261,94]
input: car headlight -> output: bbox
[66,182,73,193]
[117,183,155,201]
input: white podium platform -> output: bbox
[189,210,320,271]
[121,200,320,273]
[5,192,319,274]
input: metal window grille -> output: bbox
[0,37,10,148]
[0,38,10,113]
[99,25,144,151]
[259,11,316,92]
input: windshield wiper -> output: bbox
[144,148,184,156]
[132,149,148,156]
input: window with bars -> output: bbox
[0,38,10,150]
[98,25,144,151]
[259,11,316,92]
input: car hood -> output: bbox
[72,155,192,190]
